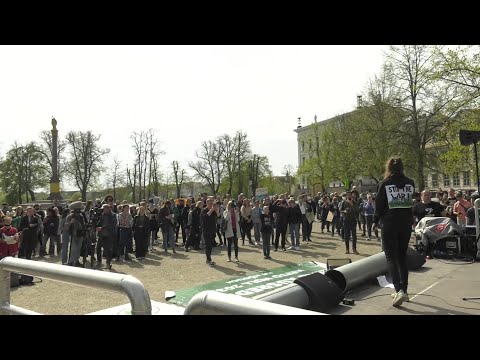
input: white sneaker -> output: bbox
[391,292,410,302]
[392,290,409,307]
[295,246,301,250]
[287,246,295,250]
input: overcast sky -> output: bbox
[0,45,388,191]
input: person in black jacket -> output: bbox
[373,156,415,307]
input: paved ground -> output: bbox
[8,221,480,315]
[330,256,480,315]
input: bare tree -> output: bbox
[38,130,67,180]
[130,131,146,202]
[233,131,251,196]
[189,140,225,195]
[64,131,110,201]
[107,156,125,203]
[126,164,137,203]
[172,161,186,198]
[283,164,295,194]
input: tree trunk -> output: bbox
[416,152,425,192]
[29,189,35,201]
[81,188,87,202]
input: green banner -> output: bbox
[168,261,327,306]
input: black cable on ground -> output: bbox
[352,292,480,311]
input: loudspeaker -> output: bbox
[294,272,345,313]
[406,247,426,270]
[459,130,480,146]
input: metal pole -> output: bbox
[475,142,480,194]
[0,257,151,315]
[324,252,388,292]
[475,198,480,259]
[184,290,324,315]
[0,304,42,315]
[0,268,10,311]
[255,283,310,309]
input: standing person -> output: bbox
[287,198,302,251]
[42,208,60,256]
[240,199,254,245]
[0,217,20,259]
[96,204,117,269]
[273,199,288,251]
[19,207,41,260]
[201,198,218,266]
[133,206,149,260]
[364,194,376,240]
[60,208,72,265]
[223,201,240,262]
[251,200,262,246]
[159,201,176,253]
[117,204,133,261]
[453,192,472,226]
[66,202,87,267]
[373,156,415,307]
[340,192,359,254]
[260,206,274,259]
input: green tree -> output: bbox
[0,142,49,204]
[383,45,473,190]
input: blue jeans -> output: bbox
[69,236,84,265]
[162,227,175,250]
[289,222,300,247]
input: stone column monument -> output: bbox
[48,117,63,201]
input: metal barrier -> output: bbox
[184,290,325,315]
[0,257,152,315]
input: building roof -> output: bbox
[293,109,362,134]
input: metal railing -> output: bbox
[0,257,151,315]
[184,290,325,315]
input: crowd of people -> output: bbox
[0,185,478,270]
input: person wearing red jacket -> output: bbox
[0,216,20,258]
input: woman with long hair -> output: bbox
[373,156,415,307]
[133,206,149,260]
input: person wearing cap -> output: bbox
[453,191,472,226]
[65,201,87,266]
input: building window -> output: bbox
[302,141,305,152]
[443,174,450,187]
[463,171,471,186]
[453,173,460,187]
[431,174,438,188]
[309,139,312,151]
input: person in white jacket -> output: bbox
[223,201,240,262]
